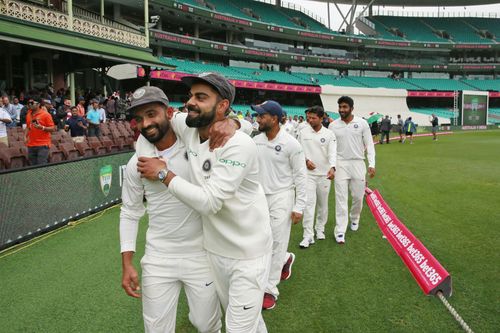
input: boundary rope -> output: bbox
[437,291,475,333]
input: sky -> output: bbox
[282,1,500,32]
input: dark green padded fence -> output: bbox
[0,152,133,250]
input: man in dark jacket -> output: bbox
[379,115,391,144]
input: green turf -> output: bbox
[0,130,499,332]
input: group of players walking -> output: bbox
[119,72,375,332]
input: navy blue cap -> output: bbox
[251,100,283,118]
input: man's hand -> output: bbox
[327,167,335,180]
[122,264,141,298]
[208,118,238,151]
[368,167,376,178]
[291,212,303,225]
[306,159,316,170]
[137,157,166,180]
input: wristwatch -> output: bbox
[157,168,169,183]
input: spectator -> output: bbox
[0,105,12,145]
[379,115,391,144]
[1,96,17,128]
[128,117,140,148]
[430,114,439,141]
[370,120,380,142]
[97,101,106,123]
[12,97,23,126]
[397,114,404,143]
[106,95,117,119]
[86,99,101,137]
[76,97,86,117]
[25,98,56,165]
[64,106,87,143]
[44,99,58,127]
[322,112,333,128]
[56,99,72,131]
[403,117,416,144]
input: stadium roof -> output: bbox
[306,0,499,6]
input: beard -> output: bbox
[185,104,216,128]
[141,121,170,143]
[258,122,272,133]
[339,110,352,120]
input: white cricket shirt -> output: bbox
[162,112,273,260]
[120,139,205,257]
[329,116,375,168]
[253,128,307,213]
[298,125,337,176]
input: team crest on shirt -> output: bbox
[320,138,325,143]
[275,145,282,152]
[354,124,359,128]
[202,159,211,171]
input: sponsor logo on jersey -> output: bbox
[219,158,246,168]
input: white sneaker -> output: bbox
[316,231,325,240]
[335,234,345,245]
[299,238,315,249]
[350,223,359,231]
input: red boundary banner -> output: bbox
[365,188,452,297]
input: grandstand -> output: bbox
[0,121,134,171]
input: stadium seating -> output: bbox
[177,0,332,32]
[466,18,499,39]
[160,57,500,91]
[367,16,498,43]
[0,147,28,169]
[48,145,65,163]
[369,16,447,42]
[409,107,457,119]
[462,79,500,91]
[404,78,476,91]
[75,141,95,157]
[59,142,80,160]
[422,18,492,43]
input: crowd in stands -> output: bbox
[0,87,136,170]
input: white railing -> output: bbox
[0,0,147,48]
[373,9,498,19]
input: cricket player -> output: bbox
[252,100,307,310]
[298,106,337,248]
[137,73,273,333]
[329,96,375,244]
[119,86,221,333]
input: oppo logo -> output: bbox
[218,158,246,168]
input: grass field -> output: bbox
[0,130,499,332]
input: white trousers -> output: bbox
[302,174,331,239]
[265,189,295,298]
[207,252,271,333]
[141,254,222,333]
[334,160,366,237]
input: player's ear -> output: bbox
[166,106,174,119]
